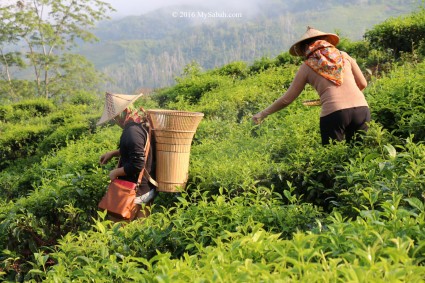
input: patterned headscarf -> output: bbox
[304,40,344,86]
[114,104,145,128]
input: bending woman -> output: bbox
[252,26,370,145]
[97,92,156,220]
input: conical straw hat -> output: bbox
[96,92,144,126]
[289,26,340,56]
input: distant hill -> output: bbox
[78,0,421,92]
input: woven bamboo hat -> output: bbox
[96,92,144,126]
[289,26,340,56]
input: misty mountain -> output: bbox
[78,0,420,92]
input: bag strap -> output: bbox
[144,169,158,187]
[136,107,150,187]
[136,107,158,188]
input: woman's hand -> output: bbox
[99,152,112,165]
[109,169,119,180]
[99,150,120,165]
[109,167,126,181]
[252,112,264,124]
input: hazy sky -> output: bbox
[104,0,259,17]
[0,0,260,18]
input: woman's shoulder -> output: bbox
[295,63,313,80]
[340,51,357,67]
[124,122,147,134]
[299,62,312,72]
[340,51,354,61]
[122,123,148,143]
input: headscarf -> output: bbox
[304,40,344,86]
[114,104,145,128]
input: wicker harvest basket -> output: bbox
[147,110,204,192]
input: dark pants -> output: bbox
[320,106,371,145]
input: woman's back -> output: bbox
[302,52,368,117]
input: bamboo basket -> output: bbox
[147,109,204,192]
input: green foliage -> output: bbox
[0,123,51,169]
[0,100,98,170]
[26,189,320,281]
[177,63,297,122]
[47,54,106,104]
[69,92,98,106]
[0,98,55,123]
[2,8,425,282]
[249,56,277,74]
[0,156,44,200]
[338,38,372,66]
[215,61,249,80]
[248,54,302,74]
[274,52,303,66]
[0,128,120,269]
[38,123,91,153]
[366,60,425,141]
[332,138,425,215]
[0,80,37,103]
[22,194,425,282]
[156,70,232,106]
[365,8,425,59]
[0,0,113,100]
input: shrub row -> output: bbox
[21,193,425,282]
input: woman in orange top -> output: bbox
[252,26,370,145]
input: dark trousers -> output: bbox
[320,106,371,145]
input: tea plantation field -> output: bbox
[1,8,425,282]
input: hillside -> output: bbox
[1,7,425,282]
[79,0,421,91]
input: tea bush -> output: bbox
[0,101,98,170]
[155,73,232,106]
[0,128,119,265]
[337,38,393,75]
[24,188,322,282]
[168,67,298,127]
[365,8,425,58]
[366,60,425,141]
[215,61,249,80]
[69,91,99,106]
[0,123,52,169]
[0,156,45,200]
[248,56,277,74]
[23,193,425,282]
[37,122,92,153]
[0,98,56,123]
[0,104,11,122]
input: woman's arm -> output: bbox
[252,65,308,124]
[109,167,126,181]
[346,53,367,91]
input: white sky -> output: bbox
[104,0,259,17]
[0,0,255,16]
[105,0,197,16]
